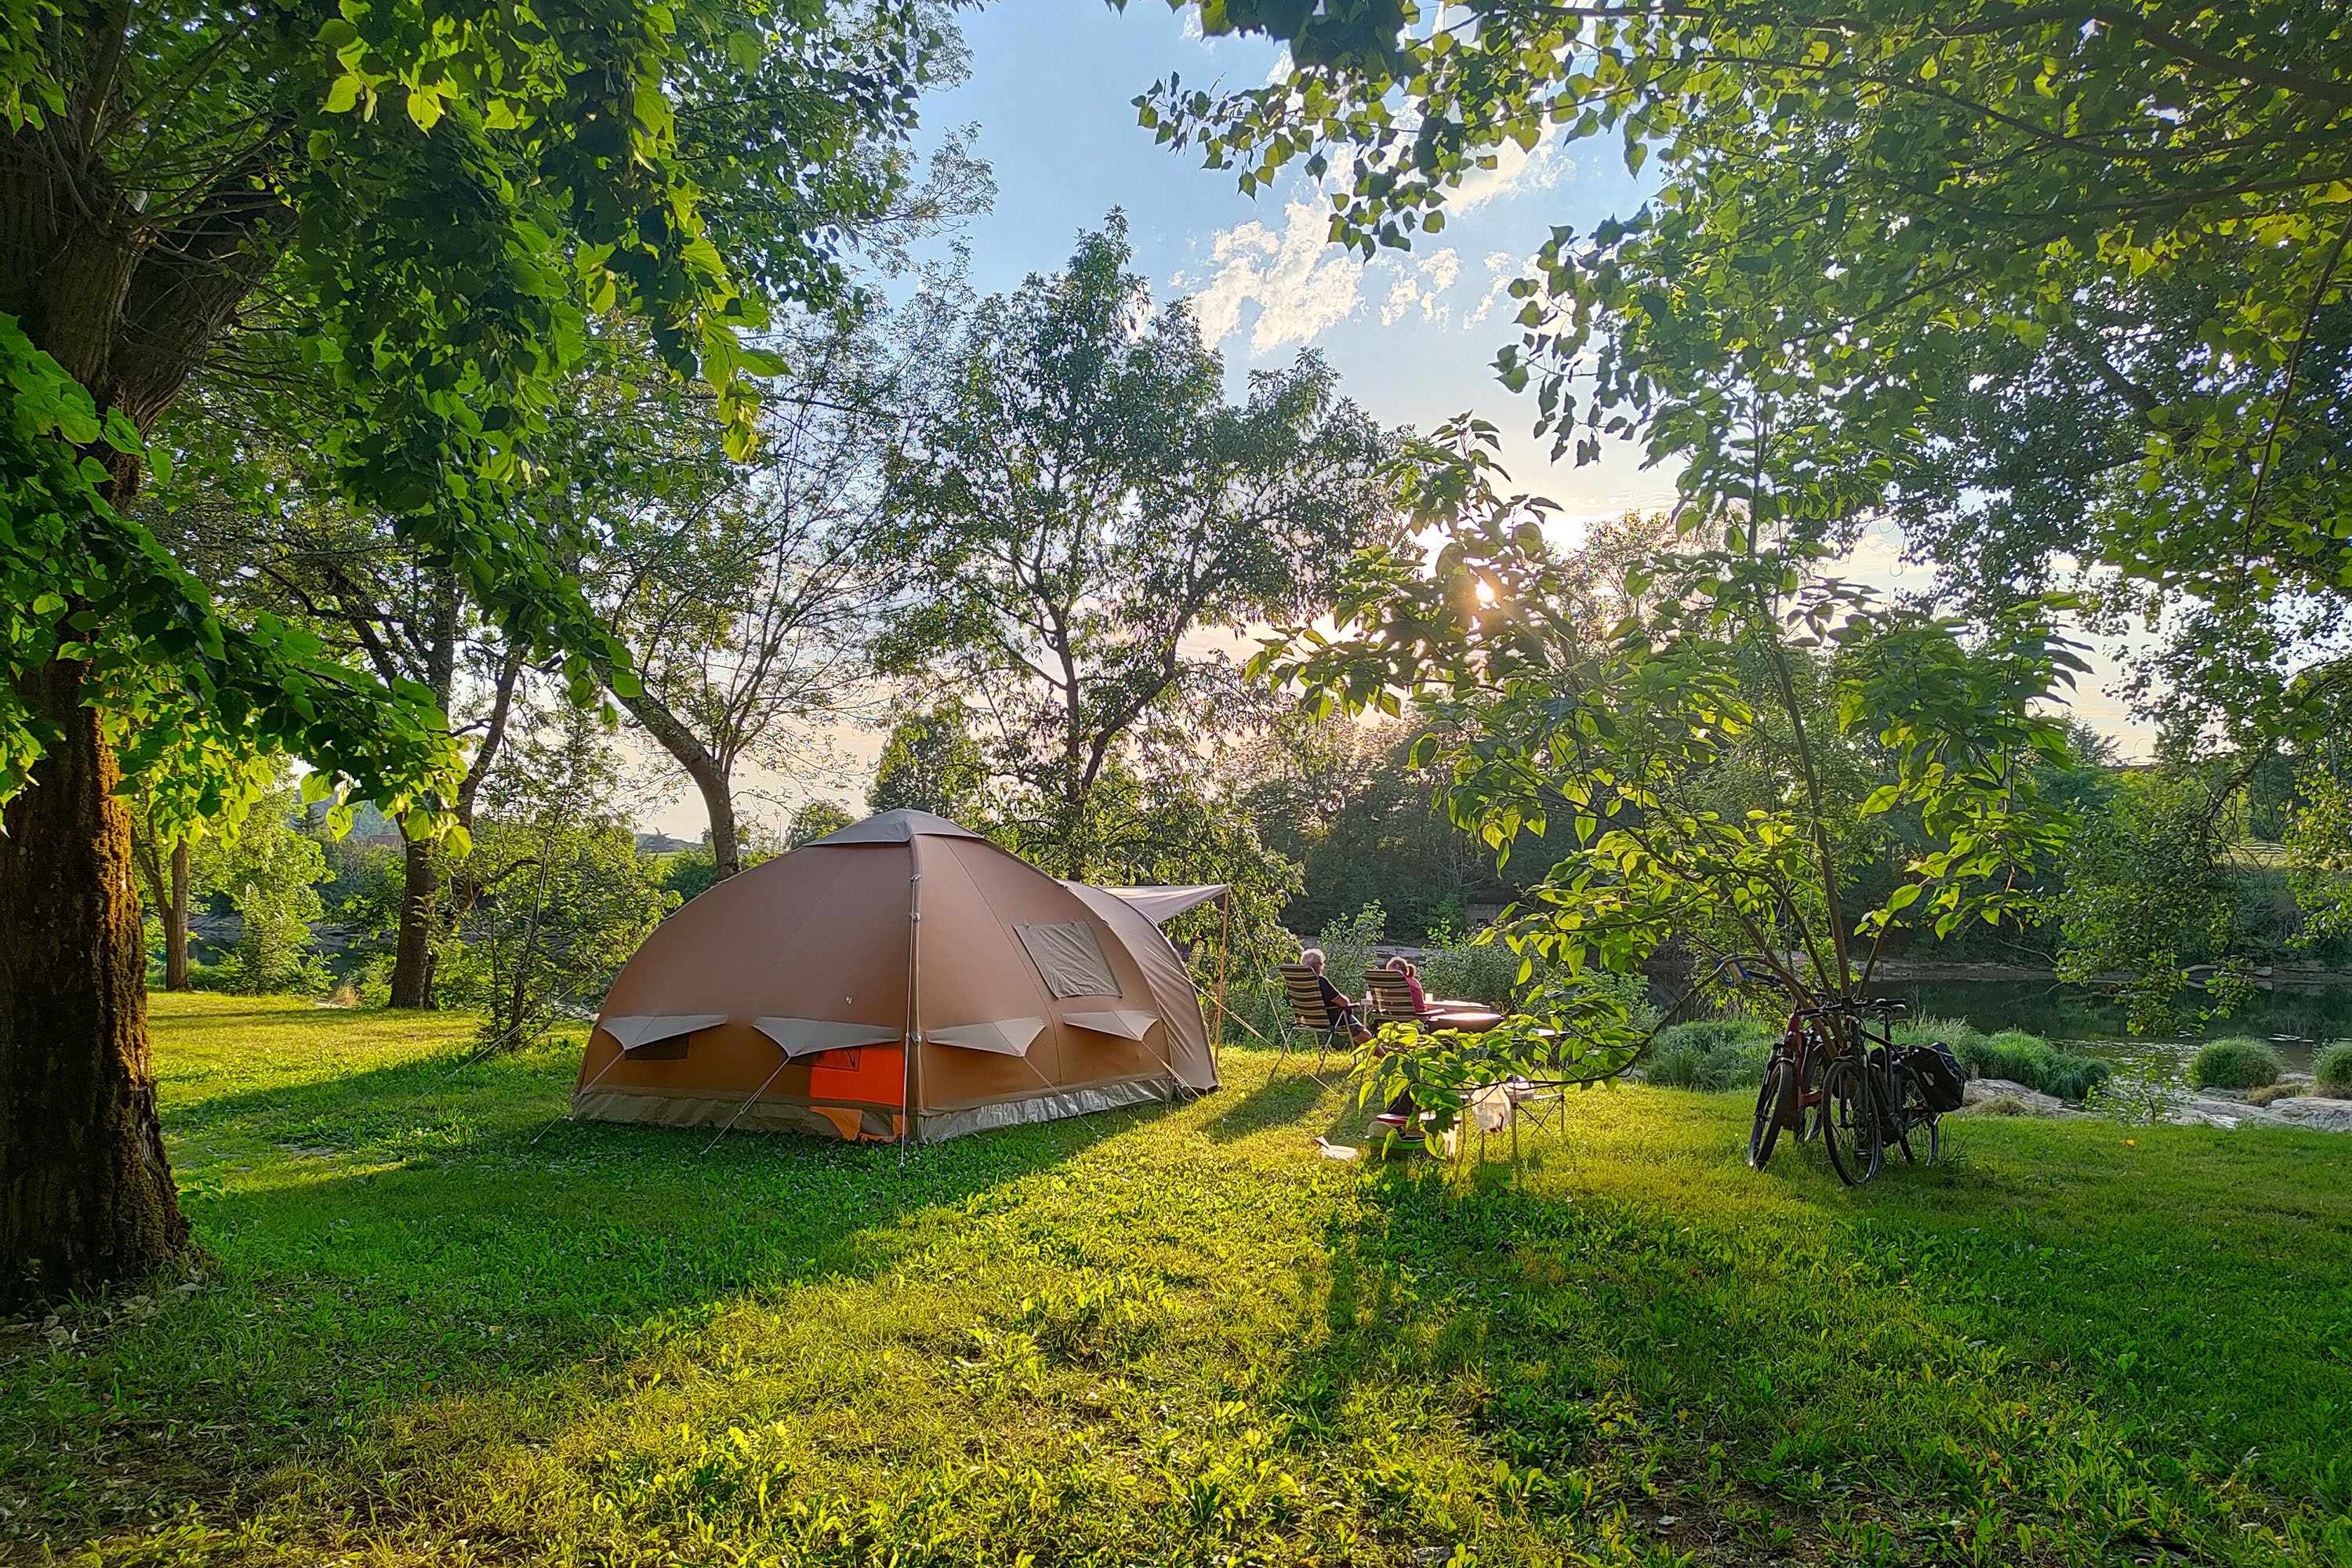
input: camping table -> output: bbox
[1419,1002,1503,1029]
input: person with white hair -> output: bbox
[1300,946,1371,1044]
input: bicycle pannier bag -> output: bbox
[1903,1042,1968,1113]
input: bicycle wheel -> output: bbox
[1795,1040,1827,1142]
[1748,1058,1795,1171]
[1890,1063,1918,1163]
[1821,1056,1883,1186]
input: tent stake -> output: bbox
[702,1056,792,1156]
[532,1044,626,1146]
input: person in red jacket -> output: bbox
[1385,954,1428,1014]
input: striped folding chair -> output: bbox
[1276,964,1351,1077]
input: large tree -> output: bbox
[0,0,953,1305]
[575,307,934,878]
[138,376,530,1007]
[1141,0,2352,749]
[877,216,1399,878]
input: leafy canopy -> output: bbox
[2,0,952,835]
[1140,0,2352,745]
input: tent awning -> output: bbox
[926,1017,1047,1056]
[1063,1009,1159,1041]
[601,1014,727,1051]
[753,1017,904,1058]
[1068,883,1227,924]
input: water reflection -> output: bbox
[1867,978,2352,1072]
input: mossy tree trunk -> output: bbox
[0,658,187,1309]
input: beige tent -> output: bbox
[572,810,1221,1142]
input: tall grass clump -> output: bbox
[1640,1016,1774,1091]
[2189,1036,2281,1091]
[1895,1018,2110,1102]
[2316,1042,2352,1096]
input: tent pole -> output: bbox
[899,842,924,1164]
[1210,886,1232,1076]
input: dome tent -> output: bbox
[572,810,1219,1142]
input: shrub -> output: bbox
[1639,1016,1773,1091]
[1934,1025,2112,1102]
[1892,1014,1987,1055]
[1312,905,1386,1004]
[2313,1042,2352,1094]
[2188,1036,2281,1091]
[1417,937,1522,1011]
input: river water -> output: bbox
[1862,977,2352,1074]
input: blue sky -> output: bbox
[641,0,2148,834]
[907,0,1672,517]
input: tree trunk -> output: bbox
[0,659,187,1309]
[385,572,463,1010]
[612,684,741,877]
[697,768,742,880]
[163,840,190,992]
[388,837,441,1010]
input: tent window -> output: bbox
[1015,920,1120,998]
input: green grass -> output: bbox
[5,994,2351,1566]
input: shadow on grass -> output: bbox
[1258,1088,2352,1555]
[2,1040,1182,1546]
[1204,1060,1335,1142]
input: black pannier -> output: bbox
[1900,1042,1968,1113]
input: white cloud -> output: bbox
[1380,247,1462,325]
[1454,134,1575,215]
[1462,251,1520,328]
[1176,200,1370,354]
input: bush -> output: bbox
[1892,1014,1987,1055]
[1902,1021,2111,1102]
[1312,905,1386,1004]
[1639,1016,1773,1091]
[2188,1036,2281,1091]
[1417,936,1521,1012]
[2311,1041,2352,1094]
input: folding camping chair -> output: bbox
[1363,968,1507,1032]
[1362,967,1425,1029]
[1276,964,1353,1078]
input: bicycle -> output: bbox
[1747,989,1957,1186]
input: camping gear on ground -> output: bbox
[570,809,1221,1143]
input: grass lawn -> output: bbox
[4,993,2350,1566]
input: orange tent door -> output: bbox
[808,1044,905,1109]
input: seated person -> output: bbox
[1385,954,1428,1014]
[1301,947,1372,1044]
